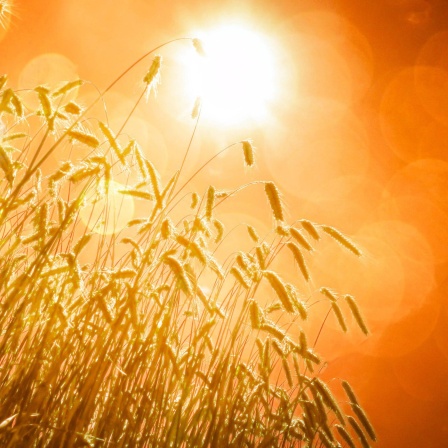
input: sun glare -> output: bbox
[188,24,278,125]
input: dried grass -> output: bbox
[0,38,375,447]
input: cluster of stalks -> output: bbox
[0,39,376,447]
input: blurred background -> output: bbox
[1,0,448,445]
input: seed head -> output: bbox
[192,38,206,57]
[205,185,215,220]
[191,96,201,119]
[143,55,162,97]
[300,219,320,240]
[242,140,255,167]
[264,181,284,222]
[321,225,362,256]
[345,294,369,335]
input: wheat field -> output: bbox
[0,34,376,447]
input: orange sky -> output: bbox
[2,0,448,446]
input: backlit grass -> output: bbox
[0,39,376,447]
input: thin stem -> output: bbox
[3,37,194,219]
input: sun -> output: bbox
[188,24,278,126]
